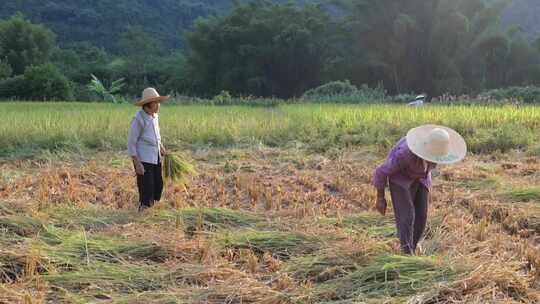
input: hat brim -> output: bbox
[134,95,170,106]
[406,124,467,164]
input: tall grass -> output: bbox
[2,102,540,156]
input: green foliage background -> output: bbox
[0,0,540,100]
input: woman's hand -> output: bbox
[375,189,387,216]
[135,161,145,175]
[132,157,145,176]
[160,145,167,156]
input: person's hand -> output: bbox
[375,196,387,216]
[160,145,167,156]
[134,161,145,176]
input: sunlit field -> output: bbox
[2,102,540,156]
[1,102,539,303]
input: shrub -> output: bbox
[0,59,12,79]
[388,93,419,103]
[479,86,540,104]
[0,75,26,99]
[23,64,74,101]
[302,80,387,103]
[211,90,233,105]
[0,64,74,101]
[71,83,95,102]
[303,80,359,98]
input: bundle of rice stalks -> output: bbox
[0,229,25,248]
[285,250,365,283]
[317,255,462,301]
[218,230,321,259]
[503,187,540,202]
[0,201,28,216]
[163,153,196,186]
[102,293,186,304]
[320,212,395,238]
[409,261,533,303]
[44,261,169,292]
[150,208,262,228]
[147,208,263,236]
[171,264,291,303]
[47,205,136,231]
[36,226,170,266]
[191,279,290,304]
[172,264,251,286]
[0,215,44,237]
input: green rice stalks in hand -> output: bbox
[163,153,196,186]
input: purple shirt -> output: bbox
[373,137,435,191]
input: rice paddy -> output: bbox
[3,102,540,157]
[0,102,539,303]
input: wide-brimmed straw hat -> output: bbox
[134,88,169,106]
[406,125,467,164]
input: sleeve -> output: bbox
[127,117,141,157]
[373,147,412,191]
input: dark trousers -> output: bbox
[136,161,163,209]
[389,181,429,255]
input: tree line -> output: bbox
[1,0,540,101]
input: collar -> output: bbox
[140,110,158,119]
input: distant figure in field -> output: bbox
[373,125,466,255]
[127,88,169,211]
[408,95,426,106]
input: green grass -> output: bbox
[504,187,540,202]
[2,103,540,156]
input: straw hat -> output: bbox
[406,125,467,164]
[134,88,169,106]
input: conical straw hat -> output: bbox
[406,125,467,164]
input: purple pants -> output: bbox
[389,181,429,255]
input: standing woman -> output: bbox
[128,88,169,211]
[373,125,467,255]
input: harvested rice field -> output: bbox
[0,103,539,303]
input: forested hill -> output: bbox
[1,0,537,51]
[501,0,540,41]
[0,0,234,50]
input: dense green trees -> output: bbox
[0,15,55,76]
[0,0,224,50]
[184,0,540,97]
[0,64,73,100]
[186,1,336,97]
[1,1,540,100]
[0,16,70,100]
[337,0,522,95]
